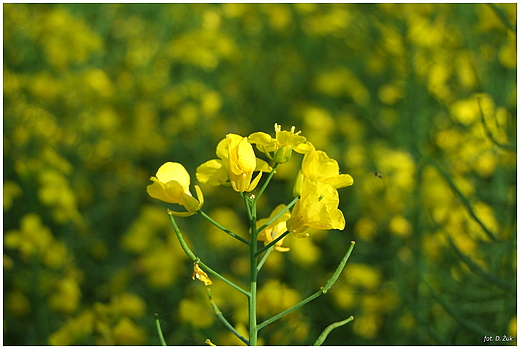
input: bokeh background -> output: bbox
[3,3,517,346]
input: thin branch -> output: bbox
[206,289,249,345]
[154,314,167,346]
[168,212,250,297]
[254,229,291,257]
[256,196,299,233]
[257,241,356,331]
[198,209,250,245]
[313,316,354,346]
[256,246,273,272]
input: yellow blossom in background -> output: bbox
[140,243,183,288]
[3,180,22,211]
[509,317,517,342]
[179,298,214,328]
[41,239,70,268]
[6,290,31,317]
[48,277,82,314]
[110,293,147,318]
[389,215,413,237]
[249,123,309,163]
[330,284,357,310]
[354,216,378,241]
[47,309,95,345]
[344,263,381,290]
[353,313,380,339]
[287,234,321,265]
[256,279,301,317]
[218,322,257,346]
[4,213,54,261]
[256,204,291,252]
[112,317,147,345]
[147,162,204,216]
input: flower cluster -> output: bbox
[148,124,354,243]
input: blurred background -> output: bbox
[3,3,517,345]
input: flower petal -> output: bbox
[192,263,213,286]
[155,162,191,191]
[196,159,227,186]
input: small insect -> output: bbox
[374,172,383,179]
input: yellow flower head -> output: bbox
[294,143,354,196]
[249,123,310,163]
[147,162,204,216]
[287,177,345,238]
[257,204,291,252]
[196,133,272,192]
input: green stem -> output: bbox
[248,197,259,346]
[154,314,167,346]
[168,212,250,297]
[256,196,299,233]
[257,241,356,331]
[242,192,254,222]
[254,229,290,257]
[254,163,278,203]
[313,316,354,346]
[257,290,322,331]
[322,241,356,292]
[198,209,250,245]
[207,289,250,345]
[256,246,273,272]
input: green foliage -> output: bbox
[4,3,516,345]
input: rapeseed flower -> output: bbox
[257,204,291,252]
[147,162,204,216]
[248,123,309,163]
[286,176,345,238]
[196,134,271,192]
[294,143,354,196]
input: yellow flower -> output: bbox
[249,123,309,163]
[147,162,204,216]
[196,134,272,192]
[257,204,291,252]
[286,177,345,238]
[294,143,354,196]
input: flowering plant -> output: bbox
[148,124,355,346]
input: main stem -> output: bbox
[248,196,258,346]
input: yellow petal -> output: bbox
[192,263,213,286]
[235,137,256,173]
[326,174,354,190]
[196,159,227,186]
[146,178,176,203]
[246,171,263,192]
[248,132,275,149]
[155,162,191,191]
[215,137,230,160]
